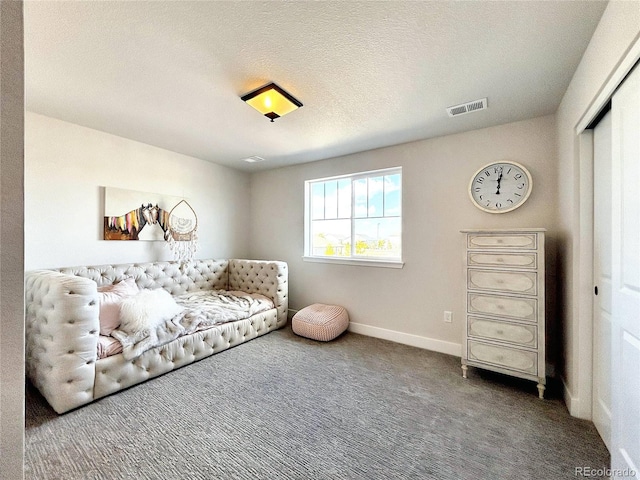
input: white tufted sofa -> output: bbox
[25,259,288,414]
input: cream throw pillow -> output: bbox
[97,277,139,335]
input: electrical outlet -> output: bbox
[444,311,453,323]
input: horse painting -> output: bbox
[103,203,170,240]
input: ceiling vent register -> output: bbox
[242,156,266,163]
[446,98,488,117]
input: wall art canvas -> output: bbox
[103,187,184,241]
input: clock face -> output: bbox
[469,161,532,213]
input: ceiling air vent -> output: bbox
[446,98,488,118]
[242,156,266,163]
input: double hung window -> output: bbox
[304,167,402,266]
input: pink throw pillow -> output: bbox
[97,277,139,335]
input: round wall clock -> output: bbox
[468,161,533,213]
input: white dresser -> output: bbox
[461,228,546,398]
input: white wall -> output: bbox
[25,112,251,270]
[249,115,559,361]
[0,2,25,479]
[556,1,640,418]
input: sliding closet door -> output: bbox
[592,110,612,452]
[610,63,640,478]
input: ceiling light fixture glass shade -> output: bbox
[241,83,303,122]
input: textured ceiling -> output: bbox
[24,1,608,171]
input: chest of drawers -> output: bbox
[461,229,546,398]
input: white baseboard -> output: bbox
[347,322,462,357]
[561,376,597,420]
[562,376,582,418]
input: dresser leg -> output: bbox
[537,382,545,399]
[461,364,468,379]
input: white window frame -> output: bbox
[303,167,404,268]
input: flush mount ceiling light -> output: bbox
[241,83,303,122]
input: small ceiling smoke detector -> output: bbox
[242,156,266,163]
[446,98,488,117]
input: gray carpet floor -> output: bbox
[25,326,610,480]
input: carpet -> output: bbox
[25,326,610,479]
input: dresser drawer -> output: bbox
[467,233,537,250]
[467,340,538,375]
[467,316,537,347]
[468,292,537,322]
[467,252,537,269]
[467,269,537,295]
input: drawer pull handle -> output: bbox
[497,239,504,243]
[497,355,505,361]
[496,329,504,335]
[497,258,504,262]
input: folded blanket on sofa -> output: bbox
[111,289,274,360]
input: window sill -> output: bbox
[302,256,404,269]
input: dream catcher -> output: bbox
[166,200,198,262]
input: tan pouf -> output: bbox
[292,303,349,341]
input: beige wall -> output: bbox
[25,112,251,270]
[250,115,559,363]
[556,1,640,418]
[0,2,25,479]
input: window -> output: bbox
[304,167,402,267]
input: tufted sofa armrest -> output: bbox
[25,271,100,413]
[228,260,288,327]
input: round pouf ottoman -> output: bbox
[292,303,349,341]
